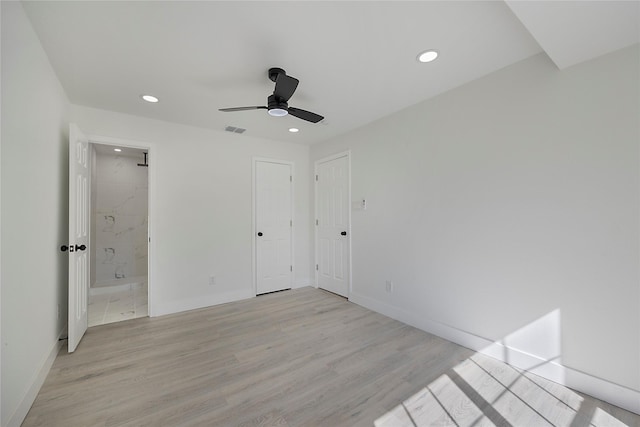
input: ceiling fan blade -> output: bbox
[274,74,299,102]
[219,106,267,112]
[288,107,324,123]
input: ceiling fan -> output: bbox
[219,68,324,123]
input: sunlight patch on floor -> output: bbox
[374,353,629,427]
[591,407,629,427]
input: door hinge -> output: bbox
[290,220,293,227]
[290,175,292,182]
[316,264,319,271]
[315,174,318,181]
[290,265,293,272]
[315,219,319,226]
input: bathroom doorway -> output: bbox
[88,143,149,326]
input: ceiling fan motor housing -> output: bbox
[268,67,286,82]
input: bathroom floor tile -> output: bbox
[89,282,148,327]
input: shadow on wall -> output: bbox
[374,310,632,427]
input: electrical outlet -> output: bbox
[209,276,216,286]
[385,280,394,293]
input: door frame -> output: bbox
[314,150,352,297]
[252,157,295,296]
[86,134,155,316]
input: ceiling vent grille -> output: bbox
[225,126,246,134]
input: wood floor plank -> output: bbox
[22,287,640,427]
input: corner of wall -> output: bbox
[1,2,71,425]
[4,330,66,427]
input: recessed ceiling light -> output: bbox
[141,94,159,103]
[114,148,122,152]
[417,50,439,63]
[289,128,299,133]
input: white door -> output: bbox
[68,124,90,352]
[255,161,293,294]
[316,154,350,297]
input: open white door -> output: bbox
[68,124,90,352]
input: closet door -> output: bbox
[255,160,293,294]
[316,154,350,297]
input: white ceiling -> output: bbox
[506,0,639,70]
[21,1,639,146]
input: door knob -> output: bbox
[61,244,86,252]
[257,232,263,237]
[341,231,347,236]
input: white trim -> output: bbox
[154,289,254,317]
[349,291,640,415]
[6,328,66,427]
[293,278,313,289]
[252,157,295,296]
[86,134,156,316]
[86,134,155,151]
[313,150,352,297]
[252,159,257,294]
[315,150,352,165]
[0,4,3,420]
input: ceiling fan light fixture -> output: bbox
[219,68,323,123]
[267,94,288,117]
[417,49,439,63]
[268,108,288,117]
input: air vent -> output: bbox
[225,126,246,134]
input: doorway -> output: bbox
[315,152,351,298]
[88,143,149,326]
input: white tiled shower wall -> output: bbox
[93,151,148,286]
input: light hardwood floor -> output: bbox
[23,287,639,426]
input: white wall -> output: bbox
[311,46,639,409]
[1,2,70,425]
[71,105,312,316]
[93,151,148,286]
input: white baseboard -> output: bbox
[152,289,254,317]
[349,291,640,415]
[7,328,66,427]
[293,278,313,289]
[152,282,314,317]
